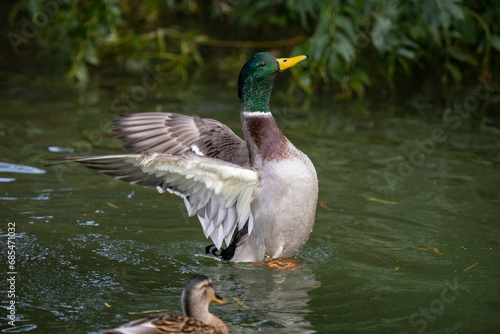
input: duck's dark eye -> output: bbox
[260,62,266,67]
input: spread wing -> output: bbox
[112,113,250,166]
[53,153,259,249]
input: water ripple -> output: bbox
[0,162,46,174]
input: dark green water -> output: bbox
[1,68,500,334]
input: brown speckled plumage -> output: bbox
[100,313,221,334]
[100,275,228,334]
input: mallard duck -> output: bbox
[51,52,318,262]
[100,274,228,334]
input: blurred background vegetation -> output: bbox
[4,0,500,99]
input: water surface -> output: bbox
[1,67,499,333]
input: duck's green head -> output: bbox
[238,52,307,112]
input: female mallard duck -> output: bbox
[52,52,318,262]
[100,275,228,334]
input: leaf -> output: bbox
[491,34,500,53]
[449,47,478,65]
[439,10,451,29]
[106,202,119,209]
[371,16,393,52]
[350,80,365,97]
[327,53,343,79]
[443,0,465,20]
[355,70,371,85]
[396,47,416,60]
[369,238,391,244]
[445,62,462,82]
[68,59,89,83]
[83,43,99,65]
[463,262,479,272]
[335,31,355,63]
[336,15,355,39]
[362,194,398,205]
[311,33,330,60]
[233,297,249,308]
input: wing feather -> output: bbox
[112,113,250,166]
[50,152,259,250]
[49,112,254,250]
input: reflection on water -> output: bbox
[0,178,16,183]
[0,163,46,175]
[0,162,46,183]
[48,147,75,153]
[201,262,319,333]
[1,69,499,334]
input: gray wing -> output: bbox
[112,113,250,166]
[51,153,258,249]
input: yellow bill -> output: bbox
[276,55,307,72]
[277,55,308,72]
[211,293,228,304]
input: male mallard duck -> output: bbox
[51,52,318,262]
[100,274,228,334]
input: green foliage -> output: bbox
[10,0,124,83]
[7,0,500,98]
[221,0,499,96]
